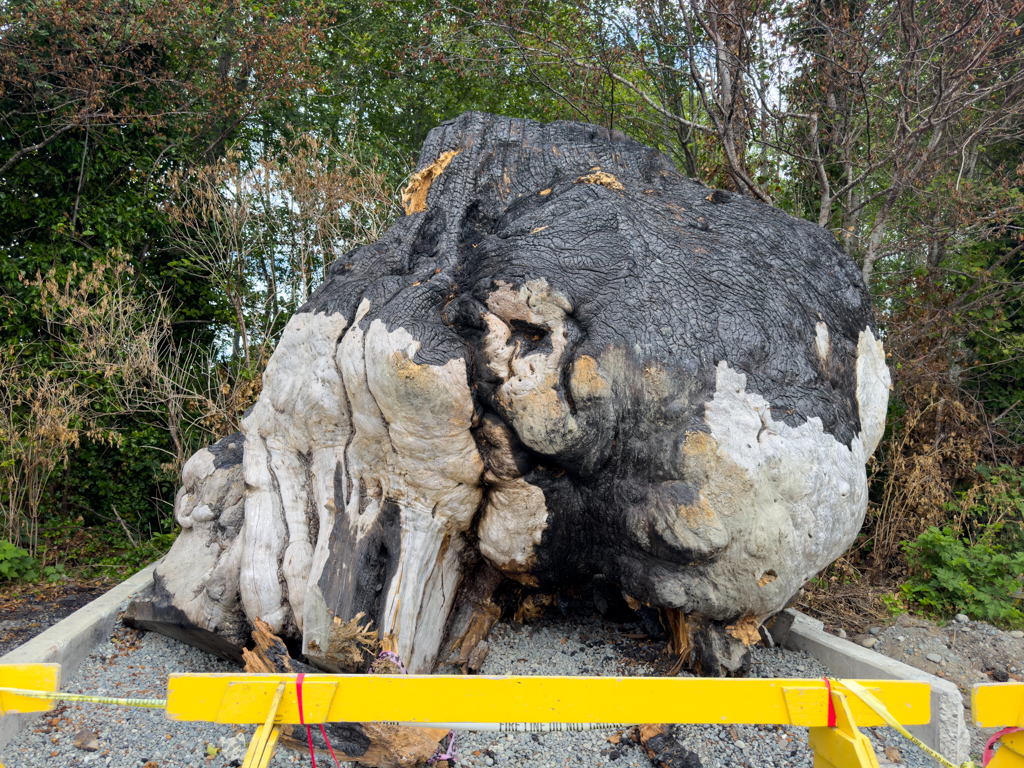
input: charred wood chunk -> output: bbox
[133,112,889,676]
[632,724,703,768]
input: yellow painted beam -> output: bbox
[0,664,60,716]
[165,674,930,728]
[241,682,285,768]
[809,691,880,768]
[972,683,1024,728]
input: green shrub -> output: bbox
[942,464,1024,556]
[902,525,1024,628]
[0,541,40,581]
[42,564,67,583]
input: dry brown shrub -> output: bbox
[865,268,1023,570]
[0,354,95,552]
[870,389,984,567]
[160,131,397,448]
[166,132,396,368]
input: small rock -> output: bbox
[896,636,905,642]
[954,614,969,623]
[485,758,494,766]
[869,627,881,636]
[73,729,100,752]
[926,653,943,663]
[992,668,1010,683]
[1009,631,1024,639]
[734,740,748,751]
[884,745,903,763]
[837,629,847,639]
[220,733,248,766]
[861,637,878,648]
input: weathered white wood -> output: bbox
[156,443,245,634]
[239,311,350,636]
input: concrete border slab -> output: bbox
[767,608,970,766]
[0,560,160,750]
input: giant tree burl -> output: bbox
[133,112,889,676]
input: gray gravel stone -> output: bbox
[926,653,943,663]
[0,628,305,767]
[954,614,970,623]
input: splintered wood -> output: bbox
[664,608,691,674]
[242,618,447,768]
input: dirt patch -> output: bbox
[870,614,1024,697]
[0,579,116,657]
[833,612,1023,764]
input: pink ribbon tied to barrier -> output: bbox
[983,727,1022,767]
[296,672,343,768]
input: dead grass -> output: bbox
[798,558,902,635]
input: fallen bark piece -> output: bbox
[73,729,100,752]
[131,111,888,677]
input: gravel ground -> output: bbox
[0,623,305,768]
[3,608,935,768]
[439,616,932,768]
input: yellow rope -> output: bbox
[0,685,166,709]
[838,679,975,768]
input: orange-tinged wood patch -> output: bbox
[574,172,624,192]
[726,615,762,646]
[401,149,460,214]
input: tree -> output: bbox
[449,0,1024,289]
[1,0,325,181]
[0,0,331,545]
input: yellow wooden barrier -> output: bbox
[165,673,930,729]
[972,682,1024,768]
[1,665,939,768]
[0,664,60,717]
[809,690,879,768]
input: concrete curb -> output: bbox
[768,609,970,765]
[0,560,160,751]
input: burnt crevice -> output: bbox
[507,318,552,356]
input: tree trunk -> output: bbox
[131,112,888,678]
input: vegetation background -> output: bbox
[2,0,1023,630]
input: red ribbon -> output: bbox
[297,673,317,768]
[296,673,343,768]
[984,727,1022,766]
[823,677,837,727]
[318,723,343,768]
